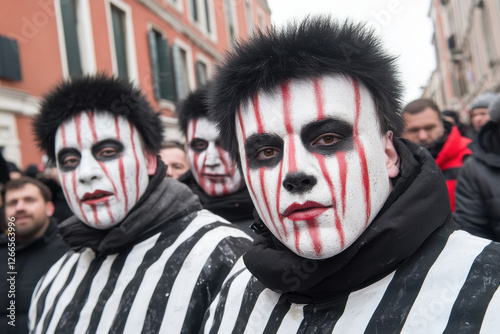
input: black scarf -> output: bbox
[58,159,202,254]
[243,139,454,304]
[178,170,254,222]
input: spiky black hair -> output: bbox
[208,16,404,164]
[33,74,163,161]
[176,84,210,137]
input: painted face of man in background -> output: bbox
[55,112,156,229]
[237,75,399,259]
[186,117,244,197]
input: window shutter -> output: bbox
[60,0,83,75]
[148,30,161,99]
[158,37,175,101]
[196,60,207,87]
[172,45,185,101]
[111,5,128,79]
[0,36,22,81]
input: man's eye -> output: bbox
[63,156,80,168]
[255,147,280,160]
[97,147,118,158]
[312,134,341,146]
[192,140,208,150]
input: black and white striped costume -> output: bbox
[204,230,500,333]
[202,140,500,333]
[28,177,252,334]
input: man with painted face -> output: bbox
[28,75,252,334]
[201,17,500,333]
[176,85,255,235]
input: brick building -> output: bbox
[423,0,500,117]
[0,0,271,169]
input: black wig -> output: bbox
[208,16,404,164]
[176,84,210,137]
[33,74,163,161]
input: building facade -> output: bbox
[423,0,500,118]
[0,0,271,169]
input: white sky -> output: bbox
[266,0,436,105]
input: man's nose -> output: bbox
[204,144,221,167]
[15,201,27,213]
[78,153,104,184]
[417,129,429,141]
[282,172,317,194]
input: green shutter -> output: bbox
[0,36,22,81]
[111,5,128,79]
[196,60,207,86]
[204,0,211,33]
[172,45,185,101]
[148,30,161,99]
[61,0,82,75]
[190,0,199,22]
[158,37,175,101]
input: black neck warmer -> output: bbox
[58,158,202,254]
[178,170,254,223]
[243,139,455,304]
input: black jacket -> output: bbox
[455,120,500,241]
[0,219,69,334]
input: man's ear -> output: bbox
[145,150,158,175]
[46,201,55,218]
[383,131,400,178]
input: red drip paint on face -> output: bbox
[90,204,101,227]
[87,112,119,197]
[115,116,129,213]
[315,153,345,249]
[275,158,288,239]
[294,224,301,255]
[313,78,325,120]
[216,146,230,195]
[129,124,141,202]
[252,94,264,133]
[307,218,322,256]
[72,170,88,222]
[352,80,371,227]
[337,152,347,217]
[238,109,261,215]
[282,82,297,172]
[260,168,282,239]
[105,201,114,222]
[59,124,73,212]
[190,118,207,192]
[75,113,82,149]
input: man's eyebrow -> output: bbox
[301,118,353,139]
[245,133,284,150]
[57,147,80,160]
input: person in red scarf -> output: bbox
[402,98,471,211]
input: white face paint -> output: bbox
[237,75,397,259]
[55,112,150,229]
[186,117,244,197]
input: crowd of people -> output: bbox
[1,15,500,333]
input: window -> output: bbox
[60,0,82,75]
[172,44,192,101]
[0,35,22,81]
[480,3,497,66]
[57,0,95,77]
[148,29,175,101]
[188,0,213,36]
[196,60,208,86]
[106,0,138,81]
[225,0,237,47]
[245,0,254,36]
[111,5,128,79]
